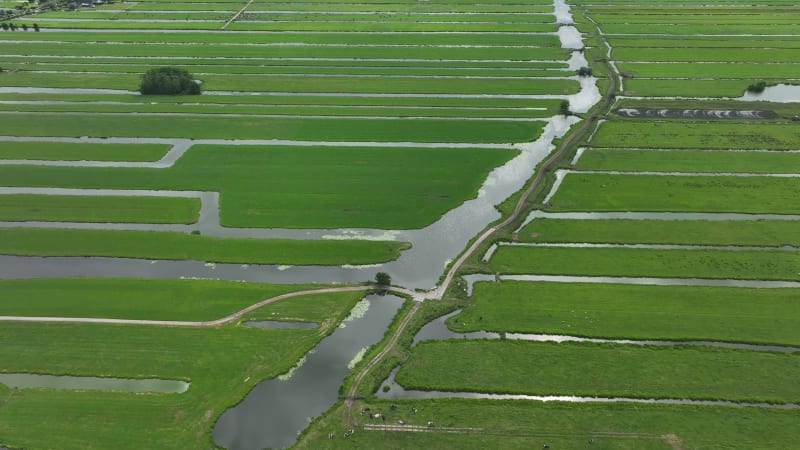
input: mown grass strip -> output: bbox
[398,340,800,403]
[520,218,800,247]
[0,228,409,265]
[547,173,800,215]
[455,280,800,345]
[488,246,800,281]
[0,194,199,224]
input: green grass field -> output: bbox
[0,194,199,224]
[519,218,800,247]
[0,227,408,265]
[297,399,800,450]
[489,246,800,281]
[398,340,800,402]
[0,145,516,229]
[0,278,344,321]
[0,141,170,161]
[0,289,364,450]
[591,121,800,150]
[547,173,800,215]
[0,113,543,144]
[576,149,800,173]
[454,280,800,345]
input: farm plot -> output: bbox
[0,141,170,161]
[575,149,800,174]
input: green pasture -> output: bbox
[591,121,800,150]
[0,141,169,161]
[610,36,800,49]
[0,61,566,78]
[235,12,556,24]
[0,194,199,224]
[130,3,553,13]
[591,13,800,25]
[0,71,579,95]
[0,30,561,47]
[621,79,750,97]
[0,227,408,264]
[488,245,800,281]
[618,62,800,80]
[0,91,560,110]
[0,112,543,144]
[0,278,343,321]
[297,399,800,450]
[0,42,569,61]
[576,149,800,173]
[548,173,800,215]
[0,145,515,229]
[0,102,554,119]
[520,218,800,247]
[455,280,800,345]
[398,340,800,403]
[601,23,800,35]
[0,289,363,450]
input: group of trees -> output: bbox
[139,67,201,95]
[0,22,39,31]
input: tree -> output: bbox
[375,272,391,287]
[559,100,571,117]
[139,67,201,95]
[33,23,39,31]
[576,66,592,77]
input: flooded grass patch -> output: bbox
[0,194,200,224]
[520,217,800,247]
[0,141,170,162]
[0,228,408,265]
[488,246,800,281]
[397,340,800,403]
[455,280,800,345]
[548,173,800,214]
[576,149,800,174]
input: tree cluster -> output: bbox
[747,81,767,94]
[139,67,201,95]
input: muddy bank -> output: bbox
[615,108,776,119]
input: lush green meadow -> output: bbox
[0,289,363,450]
[0,278,338,321]
[520,218,800,247]
[0,141,170,161]
[455,280,800,345]
[591,121,800,150]
[0,227,408,265]
[398,340,800,402]
[489,246,800,280]
[0,194,199,223]
[547,173,800,214]
[0,145,515,229]
[576,149,800,174]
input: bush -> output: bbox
[747,81,767,94]
[139,67,200,95]
[576,66,593,77]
